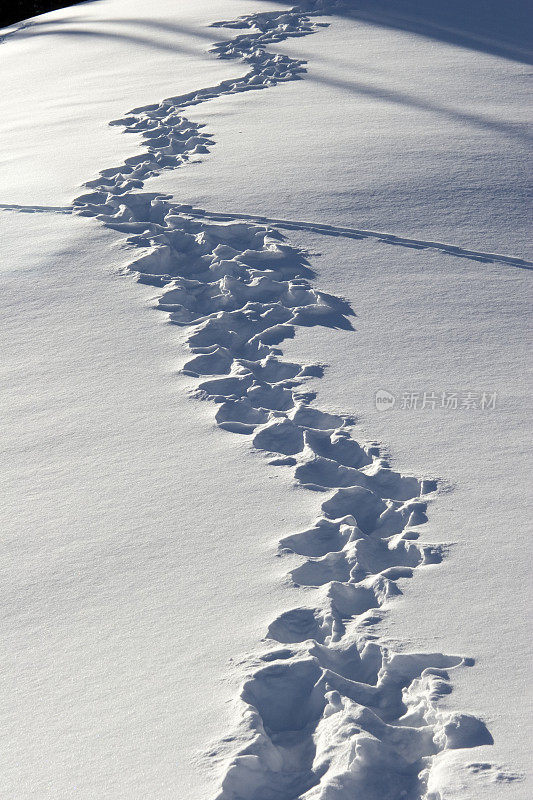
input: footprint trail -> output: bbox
[71,4,496,798]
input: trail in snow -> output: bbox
[64,3,505,798]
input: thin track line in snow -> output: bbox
[2,202,531,269]
[0,203,74,214]
[180,205,533,269]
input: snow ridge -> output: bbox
[72,5,494,799]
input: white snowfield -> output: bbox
[0,1,531,799]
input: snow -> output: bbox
[0,210,321,799]
[0,0,267,205]
[0,1,531,799]
[154,10,530,259]
[282,231,532,798]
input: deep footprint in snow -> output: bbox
[70,2,496,798]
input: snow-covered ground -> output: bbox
[1,1,531,799]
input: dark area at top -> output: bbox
[351,0,532,54]
[0,1,83,28]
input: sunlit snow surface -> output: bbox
[0,1,531,799]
